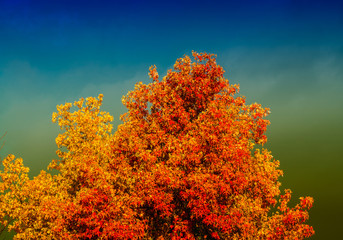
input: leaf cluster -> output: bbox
[0,52,314,239]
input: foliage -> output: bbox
[0,52,314,239]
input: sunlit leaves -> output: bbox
[115,52,314,239]
[0,52,314,239]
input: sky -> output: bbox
[1,0,343,238]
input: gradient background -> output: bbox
[1,0,342,239]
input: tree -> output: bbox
[0,52,314,239]
[115,52,314,239]
[1,95,145,239]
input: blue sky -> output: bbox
[1,0,343,238]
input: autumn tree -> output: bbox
[0,52,314,239]
[114,52,314,239]
[1,95,146,239]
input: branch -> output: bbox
[0,217,14,236]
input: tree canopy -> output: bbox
[0,52,314,239]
